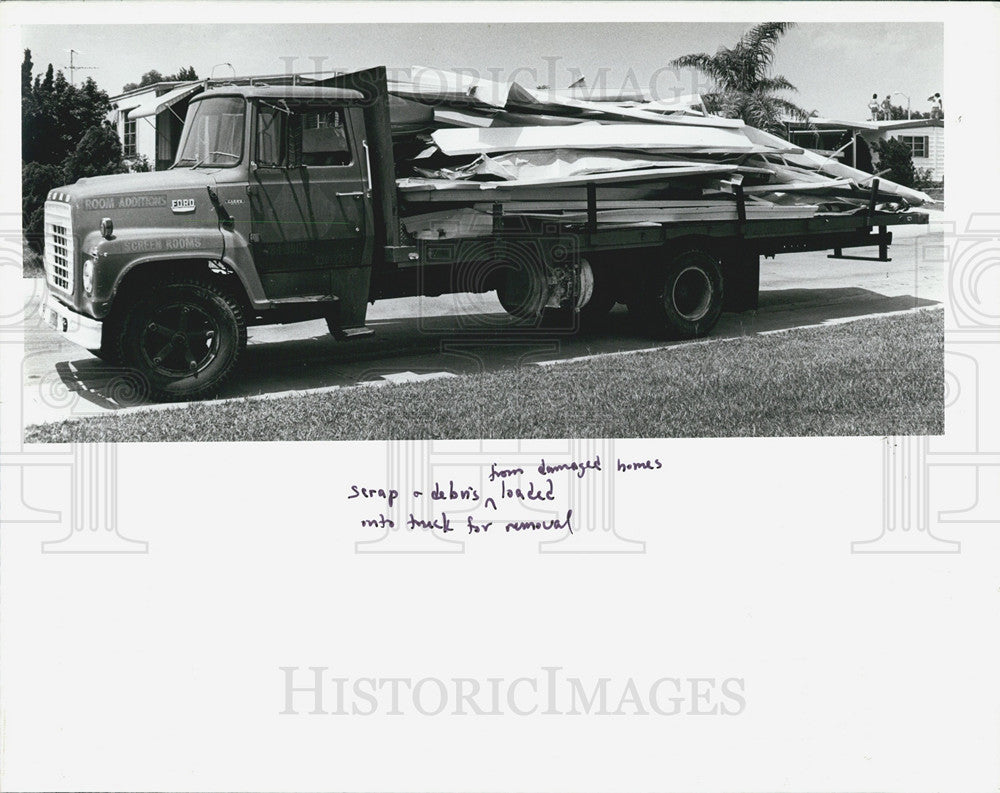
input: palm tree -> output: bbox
[670,22,810,133]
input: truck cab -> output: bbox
[41,83,380,399]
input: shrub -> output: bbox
[21,161,64,252]
[874,137,916,188]
[913,167,936,190]
[126,155,152,173]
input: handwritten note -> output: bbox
[348,454,662,537]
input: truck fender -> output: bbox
[109,252,263,316]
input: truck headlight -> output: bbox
[100,217,114,239]
[82,259,95,295]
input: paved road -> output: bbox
[21,218,944,426]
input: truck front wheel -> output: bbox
[119,278,247,401]
[635,249,724,339]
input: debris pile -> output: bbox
[379,68,932,240]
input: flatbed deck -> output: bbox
[391,208,929,267]
[570,207,929,257]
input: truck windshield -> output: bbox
[173,96,246,168]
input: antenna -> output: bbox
[63,49,98,86]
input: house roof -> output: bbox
[789,117,944,132]
[111,81,184,103]
[128,82,206,119]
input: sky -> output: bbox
[20,22,943,120]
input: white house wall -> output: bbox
[109,92,159,166]
[135,116,158,164]
[887,126,944,182]
[857,126,944,183]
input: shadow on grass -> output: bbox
[37,286,939,415]
[25,308,944,442]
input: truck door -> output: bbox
[249,101,373,301]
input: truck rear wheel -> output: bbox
[496,258,547,320]
[119,278,247,401]
[579,262,617,323]
[636,248,724,339]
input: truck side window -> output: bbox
[256,104,288,167]
[299,109,352,166]
[255,104,352,168]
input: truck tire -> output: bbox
[118,277,247,401]
[494,240,555,321]
[579,264,617,323]
[636,248,724,339]
[496,260,547,320]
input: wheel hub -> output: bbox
[670,266,713,322]
[139,301,219,378]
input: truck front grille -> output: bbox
[44,200,75,293]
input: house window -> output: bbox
[123,116,137,157]
[897,135,928,159]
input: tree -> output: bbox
[670,22,809,134]
[23,50,111,165]
[61,123,129,185]
[874,137,916,188]
[882,102,932,121]
[122,66,198,92]
[21,48,33,106]
[21,50,130,255]
[21,49,37,160]
[122,69,163,92]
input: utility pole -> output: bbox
[63,49,97,86]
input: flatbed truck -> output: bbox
[39,67,929,399]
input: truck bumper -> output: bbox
[39,288,103,352]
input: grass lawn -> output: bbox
[25,309,944,442]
